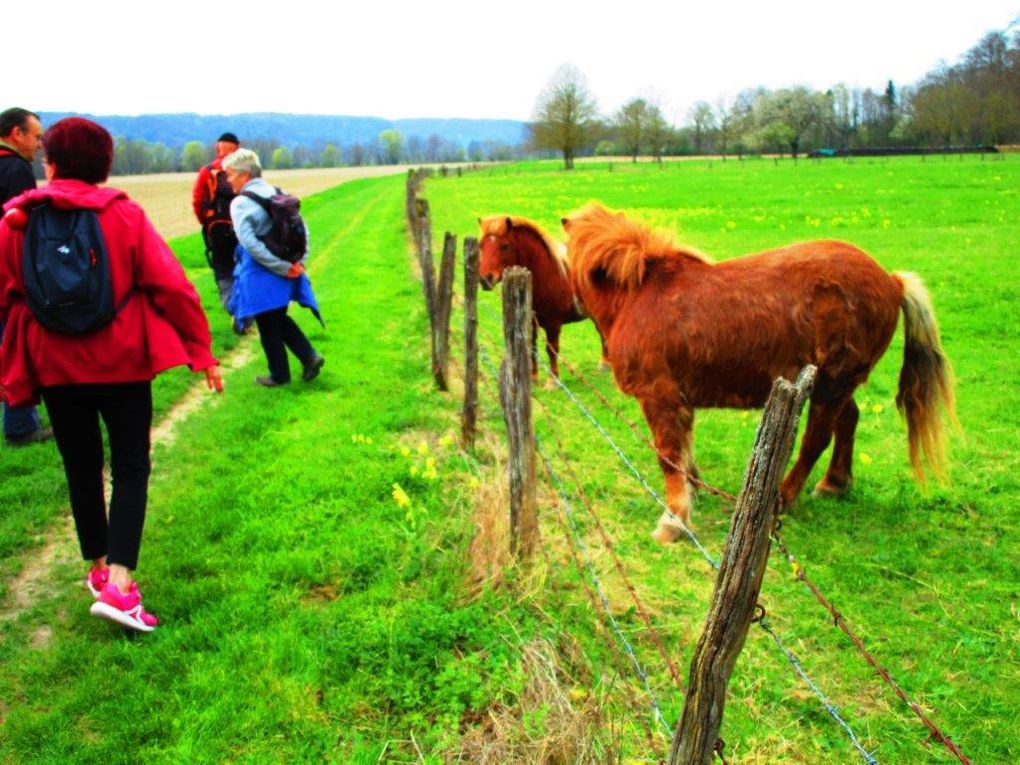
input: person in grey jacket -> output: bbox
[223,149,324,387]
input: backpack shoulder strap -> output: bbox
[241,190,272,214]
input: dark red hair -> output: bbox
[42,117,114,184]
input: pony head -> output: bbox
[477,216,516,290]
[477,215,566,291]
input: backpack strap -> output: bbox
[241,190,273,214]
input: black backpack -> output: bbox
[241,188,308,263]
[21,204,131,334]
[200,163,238,260]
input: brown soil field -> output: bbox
[104,165,410,240]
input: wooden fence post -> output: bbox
[499,267,538,561]
[462,236,480,450]
[431,232,456,391]
[414,197,439,346]
[669,365,816,765]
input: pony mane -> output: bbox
[564,203,710,291]
[479,215,568,276]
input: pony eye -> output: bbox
[499,243,510,252]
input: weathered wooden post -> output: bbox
[415,197,439,340]
[499,267,538,561]
[461,236,480,450]
[431,232,456,391]
[669,365,816,765]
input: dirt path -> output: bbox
[109,165,412,240]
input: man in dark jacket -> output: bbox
[0,107,51,446]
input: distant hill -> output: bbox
[38,112,528,150]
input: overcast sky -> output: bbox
[9,0,1018,125]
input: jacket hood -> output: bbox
[3,178,127,214]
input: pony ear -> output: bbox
[477,217,483,226]
[561,217,571,231]
[504,217,514,231]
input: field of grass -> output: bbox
[1,156,1017,763]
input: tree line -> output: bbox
[532,20,1020,166]
[106,132,522,176]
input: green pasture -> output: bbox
[0,156,1017,764]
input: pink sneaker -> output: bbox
[85,566,109,598]
[90,582,159,633]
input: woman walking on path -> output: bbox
[0,117,223,633]
[223,149,324,387]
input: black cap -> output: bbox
[217,132,239,144]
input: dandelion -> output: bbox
[726,220,737,230]
[438,434,455,449]
[409,465,419,477]
[417,440,429,455]
[871,404,884,414]
[468,476,480,490]
[392,483,411,508]
[399,445,411,457]
[569,687,588,702]
[860,453,873,465]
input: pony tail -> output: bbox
[894,272,957,481]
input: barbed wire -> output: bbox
[477,344,674,744]
[453,381,665,759]
[771,522,972,765]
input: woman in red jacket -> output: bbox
[0,117,223,633]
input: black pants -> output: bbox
[41,382,152,570]
[254,307,316,383]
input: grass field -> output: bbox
[1,156,1017,763]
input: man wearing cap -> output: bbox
[0,107,53,446]
[192,132,246,332]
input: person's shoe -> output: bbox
[90,582,158,633]
[85,566,110,599]
[254,375,287,387]
[5,427,54,447]
[231,316,252,336]
[301,355,325,382]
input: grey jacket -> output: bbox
[229,176,309,277]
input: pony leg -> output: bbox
[597,329,611,371]
[544,323,562,390]
[780,398,841,507]
[814,397,859,496]
[639,398,695,543]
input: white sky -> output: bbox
[9,0,1018,124]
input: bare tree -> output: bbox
[644,103,671,163]
[688,101,717,155]
[613,98,647,161]
[530,64,599,169]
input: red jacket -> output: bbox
[0,179,218,407]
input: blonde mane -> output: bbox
[563,203,710,291]
[479,215,568,276]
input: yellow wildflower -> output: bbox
[392,483,411,508]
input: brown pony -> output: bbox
[479,215,606,382]
[562,203,956,543]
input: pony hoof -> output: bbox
[651,522,689,544]
[812,477,851,498]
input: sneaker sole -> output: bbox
[90,601,156,633]
[303,358,325,382]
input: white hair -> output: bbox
[222,148,262,176]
